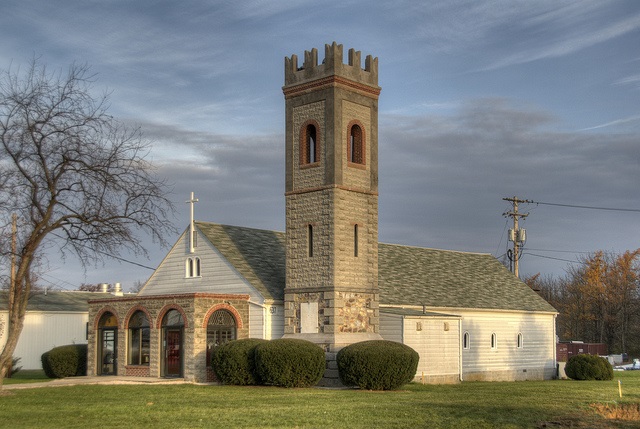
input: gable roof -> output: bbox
[196,222,286,301]
[195,222,556,313]
[378,244,556,312]
[0,291,114,312]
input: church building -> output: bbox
[88,43,557,385]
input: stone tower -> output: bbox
[282,42,382,369]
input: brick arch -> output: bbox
[155,304,189,329]
[202,304,243,329]
[93,306,120,330]
[346,119,366,166]
[299,119,321,166]
[123,305,152,329]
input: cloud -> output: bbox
[378,98,640,261]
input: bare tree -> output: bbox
[0,60,175,386]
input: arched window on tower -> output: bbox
[307,124,317,163]
[348,124,364,165]
[301,123,319,165]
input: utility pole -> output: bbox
[503,197,531,278]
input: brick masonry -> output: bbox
[87,293,249,382]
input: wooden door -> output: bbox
[165,329,182,377]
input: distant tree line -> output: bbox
[526,249,640,358]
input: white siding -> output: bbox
[249,302,265,339]
[266,304,284,340]
[9,312,89,370]
[459,310,556,380]
[404,317,461,381]
[379,313,403,343]
[139,230,263,302]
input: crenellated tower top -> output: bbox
[283,42,379,96]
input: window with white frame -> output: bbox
[491,332,497,349]
[517,332,523,349]
[463,331,470,350]
[185,257,201,278]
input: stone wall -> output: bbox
[87,293,249,382]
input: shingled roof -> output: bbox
[196,222,556,313]
[196,222,286,301]
[0,291,114,312]
[378,243,556,312]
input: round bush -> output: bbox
[337,340,419,390]
[41,344,87,378]
[254,339,325,387]
[565,354,613,381]
[211,338,268,385]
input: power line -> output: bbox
[50,232,156,270]
[526,248,592,254]
[524,252,582,265]
[530,200,640,213]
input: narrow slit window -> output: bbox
[195,257,201,277]
[517,333,523,349]
[463,332,470,350]
[185,258,192,278]
[491,333,497,349]
[354,224,359,257]
[308,224,313,257]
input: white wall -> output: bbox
[405,317,461,382]
[458,310,556,381]
[139,230,263,301]
[4,311,89,370]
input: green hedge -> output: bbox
[337,340,419,390]
[41,344,87,378]
[211,338,268,385]
[565,354,613,381]
[254,339,325,387]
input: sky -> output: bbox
[1,0,639,292]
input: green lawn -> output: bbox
[1,372,639,428]
[3,370,50,385]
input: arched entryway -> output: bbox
[206,309,237,365]
[161,309,184,377]
[97,312,118,375]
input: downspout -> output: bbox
[553,314,558,379]
[459,319,463,382]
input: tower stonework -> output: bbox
[283,42,382,378]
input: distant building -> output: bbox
[0,291,112,369]
[87,43,557,384]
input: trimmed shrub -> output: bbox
[41,344,87,378]
[337,340,419,390]
[211,338,268,385]
[254,339,325,388]
[565,354,613,381]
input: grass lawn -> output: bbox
[1,372,639,428]
[2,370,50,385]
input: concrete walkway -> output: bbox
[3,376,192,390]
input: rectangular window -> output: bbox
[354,224,359,257]
[308,225,313,257]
